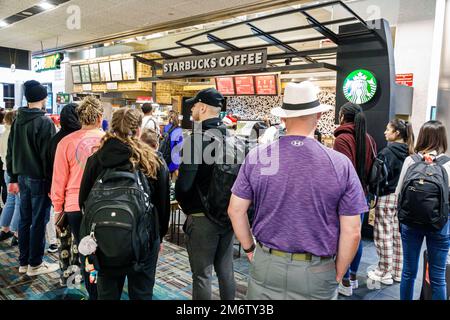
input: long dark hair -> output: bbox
[340,102,367,184]
[168,110,180,128]
[415,120,448,155]
[389,119,415,154]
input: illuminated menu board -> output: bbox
[255,75,277,95]
[235,76,255,95]
[215,77,235,95]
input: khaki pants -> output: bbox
[247,245,338,300]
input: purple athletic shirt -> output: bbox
[231,135,368,257]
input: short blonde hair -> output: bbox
[77,96,103,126]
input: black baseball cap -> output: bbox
[186,88,224,109]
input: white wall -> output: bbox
[437,0,450,148]
[394,18,436,135]
[0,66,66,113]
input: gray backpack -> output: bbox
[398,154,450,231]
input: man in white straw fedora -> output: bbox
[228,81,368,300]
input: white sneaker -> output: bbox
[19,265,28,274]
[26,262,60,277]
[367,270,394,285]
[338,283,353,297]
[393,275,402,283]
[350,279,359,289]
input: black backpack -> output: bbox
[368,147,390,201]
[398,154,450,231]
[195,131,246,227]
[80,167,154,273]
[158,126,177,166]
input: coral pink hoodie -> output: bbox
[51,129,104,213]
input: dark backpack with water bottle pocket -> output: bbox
[398,154,450,231]
[80,167,154,274]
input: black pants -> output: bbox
[66,211,98,300]
[184,215,236,300]
[97,237,160,300]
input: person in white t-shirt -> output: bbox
[141,103,160,135]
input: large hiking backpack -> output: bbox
[158,125,177,166]
[79,168,154,273]
[195,131,246,227]
[398,154,450,231]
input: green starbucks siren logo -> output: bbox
[343,69,378,104]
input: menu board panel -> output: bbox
[89,63,101,82]
[235,76,255,95]
[80,65,91,83]
[110,60,123,81]
[121,59,136,80]
[215,77,235,95]
[99,62,112,82]
[71,65,81,84]
[255,75,277,95]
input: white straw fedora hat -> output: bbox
[271,81,333,118]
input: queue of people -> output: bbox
[0,79,449,301]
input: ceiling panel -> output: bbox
[1,0,304,52]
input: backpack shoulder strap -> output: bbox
[436,155,450,166]
[411,154,422,163]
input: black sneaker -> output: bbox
[0,231,13,242]
[10,235,18,246]
[47,244,58,253]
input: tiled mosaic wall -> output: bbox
[226,88,337,135]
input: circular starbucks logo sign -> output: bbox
[343,69,377,104]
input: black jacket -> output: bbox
[175,117,226,215]
[378,142,409,195]
[78,138,170,242]
[7,107,56,183]
[48,103,82,182]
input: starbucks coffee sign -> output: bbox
[343,69,378,104]
[162,49,267,77]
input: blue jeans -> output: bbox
[18,176,51,267]
[400,221,450,300]
[0,172,20,232]
[344,213,365,280]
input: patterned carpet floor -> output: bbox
[0,240,249,300]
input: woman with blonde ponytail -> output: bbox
[79,107,170,300]
[51,97,104,299]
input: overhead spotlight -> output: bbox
[285,58,292,66]
[21,11,34,16]
[38,2,56,10]
[0,21,9,28]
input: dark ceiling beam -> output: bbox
[301,11,340,44]
[206,34,240,51]
[247,23,297,53]
[132,17,355,56]
[133,36,329,62]
[138,62,336,81]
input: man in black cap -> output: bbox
[7,80,59,276]
[176,88,236,300]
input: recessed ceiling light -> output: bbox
[22,11,34,16]
[38,2,56,10]
[0,21,8,28]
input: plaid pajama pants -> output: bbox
[373,193,403,278]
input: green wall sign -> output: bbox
[343,69,378,104]
[33,53,64,72]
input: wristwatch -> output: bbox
[243,242,256,253]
